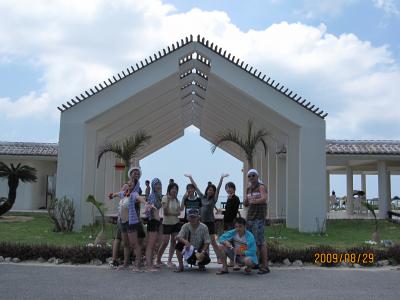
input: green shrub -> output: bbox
[48,196,75,232]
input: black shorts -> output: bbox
[137,222,146,238]
[162,223,181,235]
[127,223,139,233]
[203,222,216,235]
[147,219,161,233]
[119,221,129,233]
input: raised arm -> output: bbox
[215,173,229,200]
[180,192,188,211]
[184,174,202,197]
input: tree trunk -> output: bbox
[0,177,19,216]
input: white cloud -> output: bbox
[373,0,400,16]
[0,0,399,141]
[295,0,357,19]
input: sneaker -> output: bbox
[108,260,119,269]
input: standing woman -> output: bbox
[144,178,163,271]
[180,183,202,222]
[223,182,240,231]
[184,173,229,263]
[156,182,181,268]
[126,167,147,272]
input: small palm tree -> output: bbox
[86,195,107,246]
[0,162,37,216]
[210,120,268,169]
[361,200,380,242]
[97,131,151,181]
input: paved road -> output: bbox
[0,264,399,300]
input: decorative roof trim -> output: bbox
[0,142,58,157]
[2,140,400,157]
[58,35,327,119]
[326,139,400,155]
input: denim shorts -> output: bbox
[246,219,266,246]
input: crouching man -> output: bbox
[216,217,258,275]
[174,209,211,272]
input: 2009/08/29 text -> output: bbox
[314,253,375,264]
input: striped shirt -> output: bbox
[246,183,267,220]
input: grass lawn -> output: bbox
[0,212,115,246]
[1,212,399,250]
[267,219,400,249]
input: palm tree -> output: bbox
[97,131,151,181]
[86,194,107,246]
[210,120,268,169]
[0,162,37,216]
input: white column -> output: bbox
[346,166,354,215]
[286,134,300,229]
[267,144,277,219]
[56,119,92,230]
[276,153,286,218]
[361,173,367,198]
[378,161,390,219]
[326,171,330,212]
[298,126,326,232]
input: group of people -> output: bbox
[107,166,270,275]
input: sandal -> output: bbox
[257,267,270,275]
[173,268,184,273]
[216,269,229,275]
[131,266,142,272]
[244,267,252,275]
[117,264,129,270]
[144,266,159,272]
[167,262,176,269]
[233,265,241,271]
[154,262,166,268]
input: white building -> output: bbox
[1,36,399,231]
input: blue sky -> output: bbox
[0,0,399,199]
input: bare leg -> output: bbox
[118,233,130,269]
[128,232,142,270]
[210,234,221,260]
[168,233,177,266]
[175,249,184,271]
[219,245,228,269]
[112,239,120,262]
[244,257,254,274]
[156,234,170,265]
[145,231,158,269]
[259,244,268,269]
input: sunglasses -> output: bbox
[247,174,257,178]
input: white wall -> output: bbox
[0,157,57,210]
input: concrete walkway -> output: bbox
[1,263,399,300]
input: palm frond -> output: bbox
[96,131,151,168]
[0,162,12,178]
[14,165,37,182]
[252,128,269,156]
[210,119,269,169]
[96,143,123,167]
[210,131,246,154]
[0,162,37,182]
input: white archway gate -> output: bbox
[56,35,327,232]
